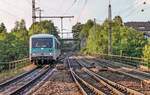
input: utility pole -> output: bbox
[35,16,74,38]
[108,0,112,54]
[61,17,63,38]
[94,18,96,32]
[32,0,36,23]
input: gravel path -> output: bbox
[33,65,82,95]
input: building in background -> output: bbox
[124,22,150,37]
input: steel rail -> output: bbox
[85,58,150,83]
[0,66,48,94]
[83,68,125,95]
[0,67,38,88]
[25,68,55,95]
[8,66,53,95]
[85,68,144,95]
[67,58,88,95]
[76,58,145,95]
[76,59,125,95]
[122,67,150,77]
[71,69,106,95]
[108,67,150,83]
[70,68,88,95]
[68,58,106,95]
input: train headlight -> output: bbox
[49,53,52,55]
[32,53,36,56]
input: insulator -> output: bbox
[143,2,146,5]
[141,9,144,12]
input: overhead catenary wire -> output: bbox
[76,0,88,22]
[0,8,20,19]
[63,0,78,14]
[1,0,31,16]
[123,8,140,19]
[120,0,147,19]
[117,0,141,16]
[3,0,31,11]
[139,0,150,12]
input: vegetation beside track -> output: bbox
[0,59,33,83]
[72,16,150,59]
[0,20,59,62]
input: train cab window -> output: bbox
[32,38,53,48]
[55,39,60,49]
[55,40,58,49]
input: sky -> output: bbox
[0,0,150,37]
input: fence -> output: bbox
[83,53,149,69]
[96,54,150,69]
[0,58,30,72]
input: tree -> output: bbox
[81,16,147,57]
[80,19,94,38]
[0,23,7,33]
[29,20,59,38]
[0,19,60,62]
[86,24,108,54]
[72,22,83,39]
[143,45,150,60]
[113,16,123,26]
[0,19,30,61]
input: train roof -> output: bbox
[30,34,56,38]
[30,34,60,44]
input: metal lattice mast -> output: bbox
[39,9,44,22]
[32,0,36,23]
[35,16,74,38]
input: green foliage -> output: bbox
[0,19,29,61]
[0,19,59,62]
[79,16,148,57]
[0,23,7,33]
[72,22,83,39]
[86,24,108,54]
[29,20,59,38]
[80,19,94,38]
[143,45,150,60]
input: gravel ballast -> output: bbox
[33,65,82,95]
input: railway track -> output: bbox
[67,57,144,95]
[79,58,150,94]
[68,58,104,95]
[0,65,55,95]
[86,58,150,82]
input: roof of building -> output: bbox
[124,22,150,31]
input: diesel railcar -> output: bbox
[29,34,61,65]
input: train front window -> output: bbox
[32,38,53,48]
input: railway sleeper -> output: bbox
[70,69,106,95]
[84,68,144,95]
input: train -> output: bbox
[29,34,61,65]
